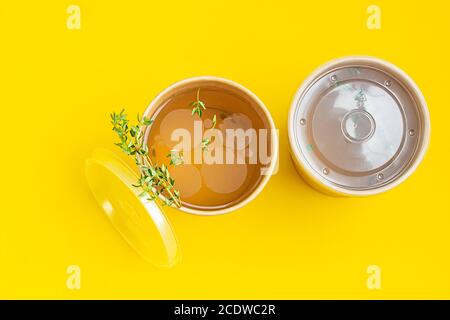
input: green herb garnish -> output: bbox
[201,138,211,151]
[166,150,184,166]
[110,109,181,208]
[190,89,206,118]
[212,114,217,129]
[189,89,216,151]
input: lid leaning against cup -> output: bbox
[288,56,430,196]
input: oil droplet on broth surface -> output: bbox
[146,88,269,210]
[201,149,248,194]
[159,109,194,146]
[169,164,202,198]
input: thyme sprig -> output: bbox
[167,149,184,166]
[201,138,211,151]
[191,89,206,117]
[190,90,217,151]
[110,109,181,208]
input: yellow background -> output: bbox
[1,0,449,299]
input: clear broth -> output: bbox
[146,87,270,211]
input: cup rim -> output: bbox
[143,76,278,215]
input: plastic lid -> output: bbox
[85,148,180,267]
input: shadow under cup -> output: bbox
[142,77,278,215]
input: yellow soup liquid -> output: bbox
[146,88,270,211]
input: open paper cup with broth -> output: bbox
[86,76,278,267]
[141,76,278,215]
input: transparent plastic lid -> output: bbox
[85,148,180,267]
